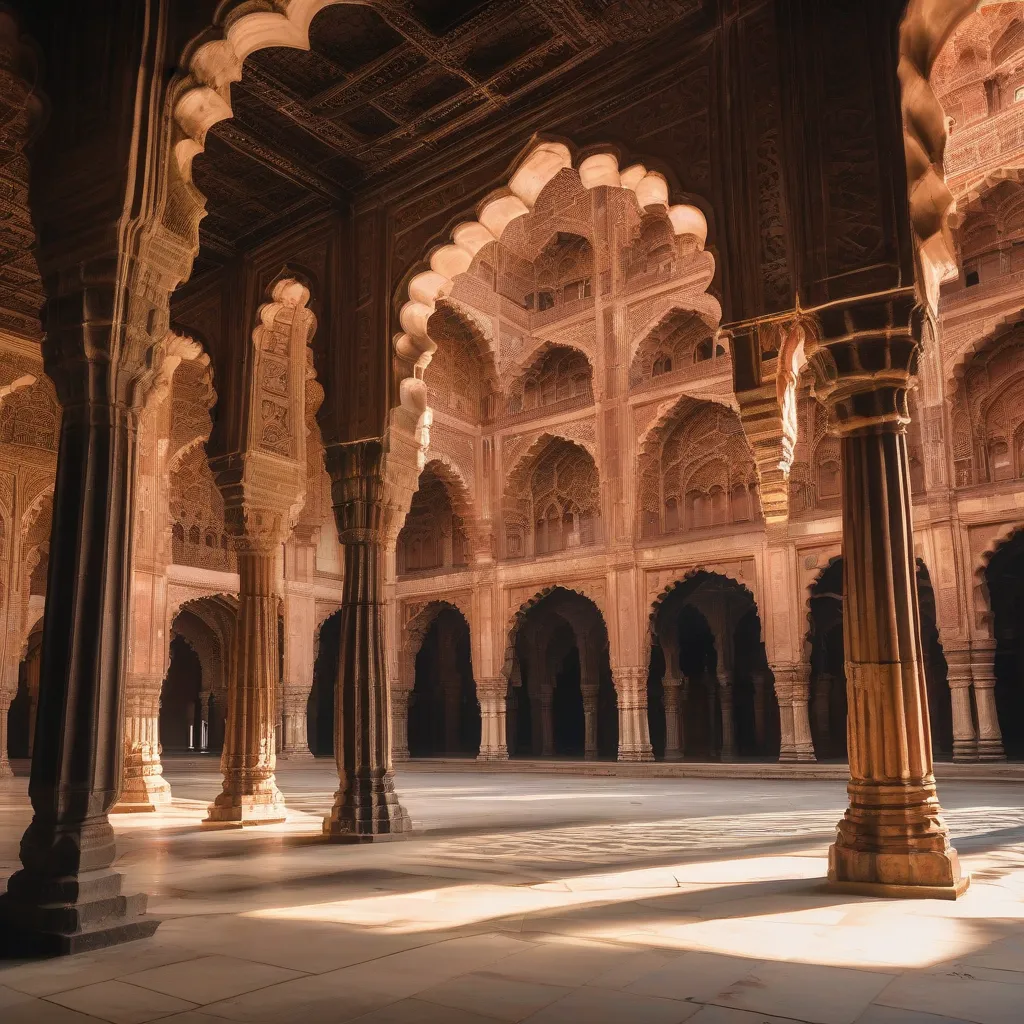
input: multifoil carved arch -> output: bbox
[898,0,1021,311]
[400,599,473,689]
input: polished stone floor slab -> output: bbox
[2,759,1023,1023]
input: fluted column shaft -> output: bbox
[476,677,508,761]
[944,650,977,762]
[115,676,171,812]
[323,440,410,841]
[616,666,653,762]
[206,545,285,825]
[582,686,599,760]
[969,644,1005,761]
[391,689,411,762]
[809,293,965,897]
[539,688,555,757]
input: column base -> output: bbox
[477,749,509,762]
[392,750,410,763]
[113,773,172,814]
[617,748,655,763]
[0,757,12,780]
[204,781,287,827]
[779,749,817,763]
[663,751,683,762]
[829,779,967,896]
[824,876,970,901]
[323,770,411,842]
[0,869,159,957]
[977,739,1006,761]
[277,747,315,763]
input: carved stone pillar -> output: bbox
[582,686,599,760]
[0,290,166,950]
[944,649,977,762]
[443,682,460,754]
[774,665,816,762]
[198,689,211,751]
[279,529,319,762]
[662,677,684,761]
[476,677,508,761]
[115,676,171,812]
[323,440,410,841]
[539,687,555,757]
[616,666,653,762]
[206,529,287,826]
[718,673,736,762]
[391,688,411,762]
[0,684,12,779]
[970,643,1004,761]
[25,645,41,758]
[752,671,767,751]
[813,673,833,746]
[808,294,966,897]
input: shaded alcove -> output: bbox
[807,558,953,760]
[159,635,202,751]
[986,530,1024,759]
[6,623,42,761]
[507,587,617,759]
[649,572,777,761]
[309,610,340,756]
[407,606,480,758]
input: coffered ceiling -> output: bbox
[192,0,711,263]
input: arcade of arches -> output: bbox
[3,0,1024,957]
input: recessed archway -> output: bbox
[984,528,1024,758]
[648,571,777,762]
[506,587,617,760]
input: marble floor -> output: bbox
[2,757,1024,1024]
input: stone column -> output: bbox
[279,529,318,762]
[205,528,287,826]
[663,676,684,761]
[0,683,12,779]
[582,686,599,760]
[115,675,171,812]
[752,671,767,751]
[808,294,966,897]
[970,643,1005,761]
[813,673,833,746]
[476,677,509,761]
[323,440,410,841]
[443,683,461,754]
[944,649,977,762]
[198,689,211,751]
[718,672,736,762]
[0,293,163,950]
[25,645,41,758]
[616,666,653,762]
[391,688,411,762]
[539,686,555,757]
[774,665,816,762]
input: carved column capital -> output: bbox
[805,291,921,435]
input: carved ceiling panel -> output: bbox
[193,0,707,252]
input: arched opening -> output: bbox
[507,588,617,760]
[807,558,953,760]
[310,610,341,757]
[397,463,471,575]
[985,530,1024,758]
[407,606,480,758]
[159,635,202,752]
[649,572,777,762]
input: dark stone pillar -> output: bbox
[808,293,967,899]
[0,266,161,953]
[323,440,410,840]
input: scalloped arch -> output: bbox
[504,431,599,497]
[636,392,737,462]
[395,140,710,385]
